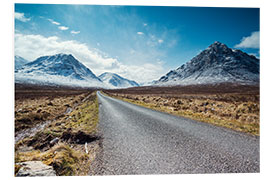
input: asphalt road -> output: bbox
[94,91,259,175]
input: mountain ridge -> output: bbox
[155,41,259,86]
[15,55,29,70]
[15,53,104,88]
[15,54,140,88]
[98,72,139,88]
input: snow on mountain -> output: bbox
[155,41,259,86]
[98,72,139,88]
[15,53,106,88]
[139,80,158,86]
[15,55,29,70]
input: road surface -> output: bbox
[94,91,259,175]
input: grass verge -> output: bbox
[15,92,100,176]
[107,93,259,136]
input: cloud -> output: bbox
[143,23,147,26]
[47,18,71,33]
[137,32,144,35]
[71,30,80,34]
[14,12,30,22]
[14,33,164,83]
[158,39,164,43]
[58,26,69,30]
[235,31,260,49]
[146,34,165,47]
[48,19,60,25]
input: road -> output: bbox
[94,91,259,175]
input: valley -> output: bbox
[12,3,261,177]
[14,41,261,176]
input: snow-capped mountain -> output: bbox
[98,72,139,88]
[139,80,157,87]
[155,41,259,86]
[15,55,29,70]
[15,53,105,88]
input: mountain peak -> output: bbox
[199,41,232,56]
[52,53,74,60]
[99,72,139,88]
[156,42,259,86]
[15,53,103,86]
[212,41,223,46]
[207,41,230,52]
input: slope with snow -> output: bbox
[15,53,105,88]
[155,41,259,86]
[98,72,139,88]
[15,55,29,70]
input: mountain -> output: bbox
[155,41,259,86]
[15,55,29,70]
[98,72,139,88]
[139,80,157,87]
[15,53,105,88]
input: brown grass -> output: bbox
[15,87,100,176]
[15,143,90,176]
[104,84,259,136]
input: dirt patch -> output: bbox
[61,130,100,144]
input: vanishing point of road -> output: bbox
[93,91,259,175]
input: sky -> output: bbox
[14,4,260,83]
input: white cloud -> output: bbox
[48,19,60,25]
[235,31,260,49]
[137,32,144,35]
[158,39,164,43]
[58,26,69,30]
[71,30,80,34]
[14,12,30,22]
[143,23,147,26]
[14,33,164,83]
[147,34,165,47]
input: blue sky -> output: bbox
[14,4,259,83]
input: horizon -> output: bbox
[14,40,259,84]
[14,4,259,83]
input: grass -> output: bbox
[15,93,88,132]
[107,93,259,136]
[15,143,89,176]
[15,91,100,176]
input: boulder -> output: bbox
[16,161,56,176]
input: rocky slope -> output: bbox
[156,41,259,86]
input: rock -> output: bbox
[16,161,56,176]
[50,137,60,146]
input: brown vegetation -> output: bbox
[104,83,259,136]
[15,84,100,176]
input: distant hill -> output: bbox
[99,72,139,88]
